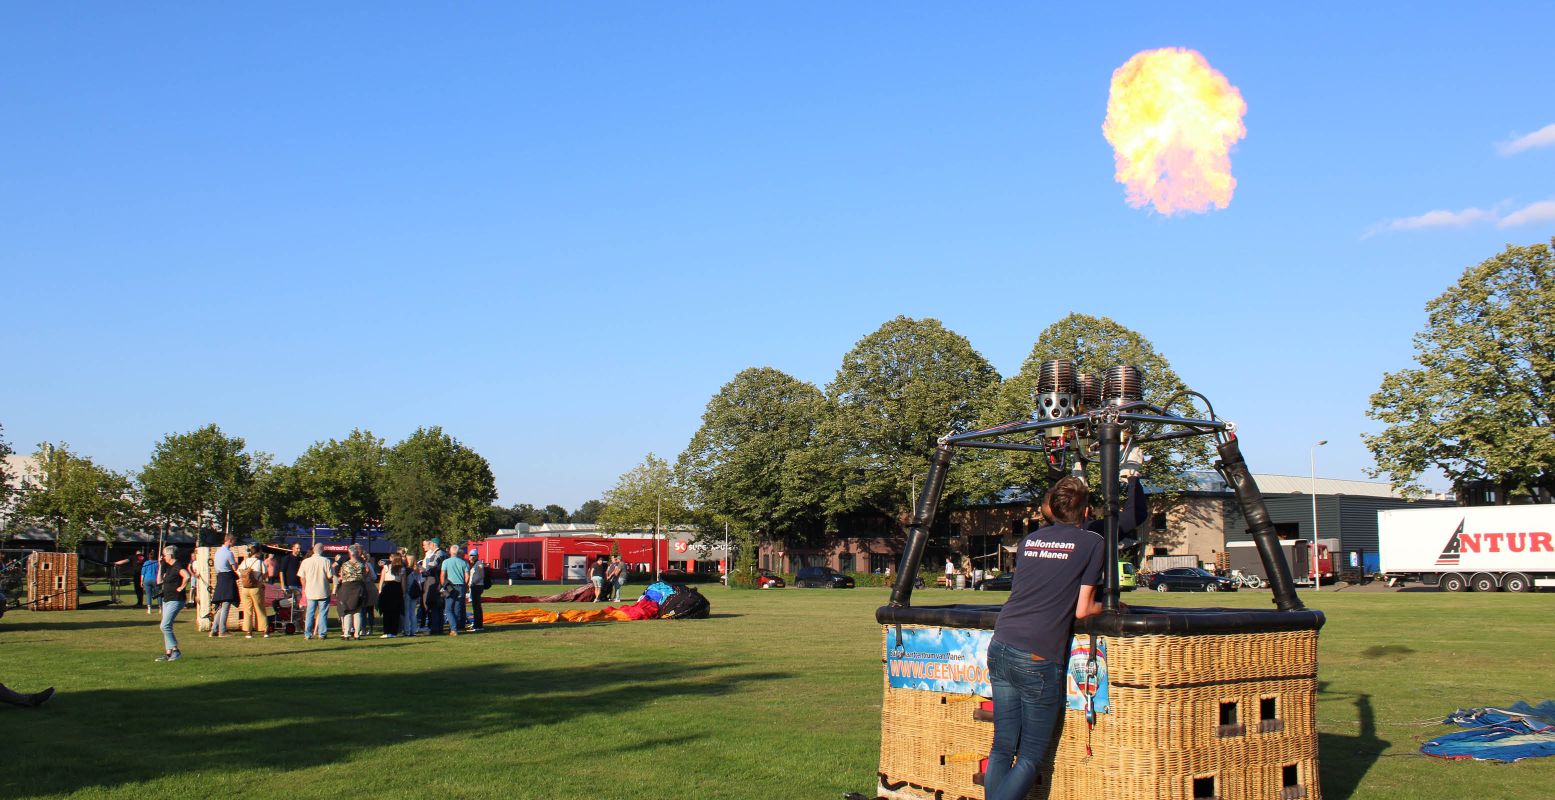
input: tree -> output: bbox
[570,499,604,524]
[139,424,263,543]
[597,453,690,540]
[380,426,498,547]
[479,504,522,536]
[817,316,1001,532]
[14,443,136,553]
[0,423,13,513]
[1366,239,1555,502]
[510,503,546,525]
[543,504,570,523]
[677,367,831,580]
[288,429,387,541]
[983,313,1208,500]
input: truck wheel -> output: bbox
[1440,573,1468,592]
[1502,573,1531,593]
[1471,573,1499,593]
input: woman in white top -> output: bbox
[236,549,270,639]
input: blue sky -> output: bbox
[4,4,1552,508]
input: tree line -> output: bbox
[1,424,503,552]
[598,312,1202,582]
[602,238,1554,584]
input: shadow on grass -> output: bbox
[1,660,790,798]
[1318,683,1389,800]
[0,618,150,632]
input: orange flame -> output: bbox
[1102,48,1247,215]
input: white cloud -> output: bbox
[1384,207,1497,231]
[1498,123,1555,156]
[1499,200,1555,228]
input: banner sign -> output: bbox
[1065,636,1110,714]
[886,627,992,695]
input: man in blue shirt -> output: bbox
[139,554,161,614]
[985,476,1108,800]
[439,544,470,636]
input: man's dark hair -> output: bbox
[1042,476,1090,526]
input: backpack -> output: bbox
[655,583,711,620]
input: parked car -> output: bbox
[1119,561,1138,591]
[1139,567,1236,593]
[505,562,537,580]
[794,566,855,588]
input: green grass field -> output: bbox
[2,587,1551,799]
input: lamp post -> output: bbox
[1310,440,1327,591]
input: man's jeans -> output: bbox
[985,639,1065,800]
[159,599,185,652]
[305,599,330,637]
[443,584,467,632]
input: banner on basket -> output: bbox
[1065,636,1110,713]
[886,627,992,695]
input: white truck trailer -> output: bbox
[1378,505,1555,592]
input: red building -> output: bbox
[478,533,668,582]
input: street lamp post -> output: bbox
[1311,440,1327,592]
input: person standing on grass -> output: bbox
[156,546,191,662]
[131,551,146,609]
[236,547,270,639]
[590,556,607,601]
[604,557,622,602]
[401,549,423,636]
[378,551,406,638]
[210,533,240,638]
[299,543,335,640]
[278,542,303,631]
[420,538,447,632]
[440,545,470,636]
[467,553,486,632]
[139,553,161,615]
[984,476,1109,800]
[337,544,371,640]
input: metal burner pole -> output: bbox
[888,443,955,608]
[1098,421,1122,611]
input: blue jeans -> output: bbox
[305,599,330,637]
[985,639,1065,800]
[443,584,467,631]
[159,599,185,652]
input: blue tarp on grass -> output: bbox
[1421,701,1555,762]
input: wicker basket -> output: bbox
[26,552,78,611]
[878,623,1321,800]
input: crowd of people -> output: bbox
[144,534,492,663]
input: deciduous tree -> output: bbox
[677,367,830,580]
[570,499,604,524]
[817,316,1001,532]
[597,454,689,539]
[14,442,136,553]
[288,429,387,541]
[139,424,263,543]
[380,427,497,547]
[1366,239,1554,502]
